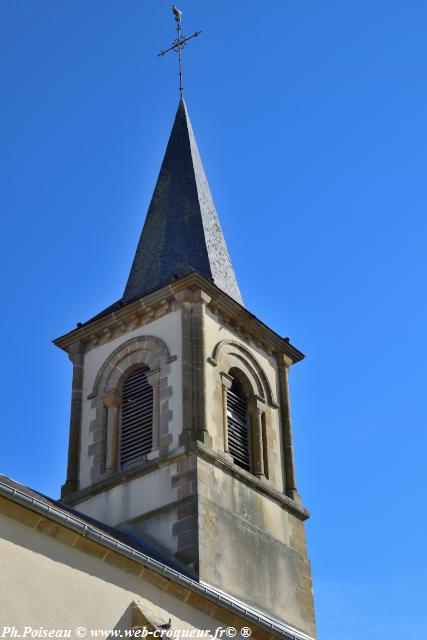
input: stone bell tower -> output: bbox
[55,98,316,639]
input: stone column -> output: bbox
[277,355,298,500]
[103,391,122,472]
[248,397,266,480]
[61,340,86,497]
[146,369,160,460]
[261,412,269,479]
[220,371,234,461]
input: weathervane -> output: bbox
[157,5,202,98]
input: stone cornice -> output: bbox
[60,447,186,507]
[61,443,309,522]
[53,272,304,365]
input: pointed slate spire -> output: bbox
[123,99,243,305]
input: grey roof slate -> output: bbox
[123,98,243,305]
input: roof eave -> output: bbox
[53,271,304,365]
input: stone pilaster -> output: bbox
[277,354,298,500]
[61,341,86,497]
[179,289,212,447]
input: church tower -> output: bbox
[55,98,316,638]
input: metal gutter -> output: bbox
[0,478,314,640]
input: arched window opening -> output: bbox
[227,377,251,472]
[120,367,153,468]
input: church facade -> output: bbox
[0,99,316,640]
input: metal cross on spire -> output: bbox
[157,5,202,98]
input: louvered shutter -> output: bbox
[120,367,153,468]
[227,379,251,472]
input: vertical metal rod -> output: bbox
[177,21,183,97]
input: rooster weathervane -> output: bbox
[157,5,202,98]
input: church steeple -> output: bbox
[123,98,243,305]
[55,18,316,634]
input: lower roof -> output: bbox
[0,474,314,640]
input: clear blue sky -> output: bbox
[1,1,426,638]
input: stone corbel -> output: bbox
[103,390,122,472]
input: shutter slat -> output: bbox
[121,431,153,447]
[122,429,152,442]
[121,411,153,426]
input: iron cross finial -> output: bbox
[157,5,202,98]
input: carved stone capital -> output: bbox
[192,289,211,305]
[67,340,86,365]
[145,369,160,389]
[248,395,266,414]
[277,352,293,369]
[173,288,195,305]
[220,371,233,390]
[103,390,122,408]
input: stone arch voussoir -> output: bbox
[91,336,173,397]
[210,340,277,407]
